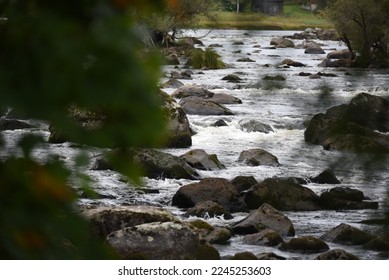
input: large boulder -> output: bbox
[304,46,325,54]
[305,93,389,153]
[315,249,359,260]
[280,236,329,253]
[237,148,280,167]
[179,96,234,116]
[172,177,247,213]
[232,203,295,236]
[92,148,199,180]
[320,223,375,245]
[180,149,225,171]
[172,85,214,99]
[106,222,220,260]
[159,91,192,148]
[244,178,321,211]
[319,187,379,210]
[81,206,179,238]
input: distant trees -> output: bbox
[325,0,389,67]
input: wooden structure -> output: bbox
[251,0,284,15]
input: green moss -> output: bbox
[189,219,214,231]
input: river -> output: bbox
[2,29,388,260]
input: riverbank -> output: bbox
[193,5,333,30]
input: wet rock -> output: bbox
[321,223,375,245]
[232,203,295,236]
[304,46,325,54]
[180,149,225,171]
[363,235,389,252]
[311,168,341,184]
[270,37,295,48]
[161,78,184,89]
[319,58,353,67]
[159,91,192,148]
[222,74,242,83]
[239,119,274,133]
[327,49,354,60]
[256,252,287,260]
[107,222,219,260]
[315,249,359,260]
[206,227,233,245]
[228,252,258,260]
[172,85,214,99]
[230,176,258,193]
[243,229,284,247]
[263,75,286,81]
[232,41,245,45]
[185,200,233,220]
[237,57,255,62]
[237,148,279,167]
[0,118,35,131]
[208,93,242,104]
[209,43,223,48]
[309,74,321,79]
[280,236,329,253]
[245,178,321,211]
[213,119,228,127]
[287,28,338,41]
[317,72,338,77]
[81,206,179,238]
[172,178,247,213]
[94,148,199,180]
[305,93,389,153]
[164,54,180,65]
[179,97,234,116]
[281,59,306,67]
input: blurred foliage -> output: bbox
[0,0,174,259]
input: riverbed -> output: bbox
[2,29,388,259]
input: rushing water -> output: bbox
[2,29,389,259]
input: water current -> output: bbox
[2,29,389,259]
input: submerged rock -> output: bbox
[222,74,242,83]
[239,119,274,133]
[237,148,279,167]
[0,118,35,131]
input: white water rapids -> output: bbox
[1,29,388,259]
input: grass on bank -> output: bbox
[193,5,333,30]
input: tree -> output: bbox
[0,0,170,259]
[325,0,389,67]
[139,0,216,45]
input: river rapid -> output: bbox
[2,29,389,260]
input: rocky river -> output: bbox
[1,29,389,260]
